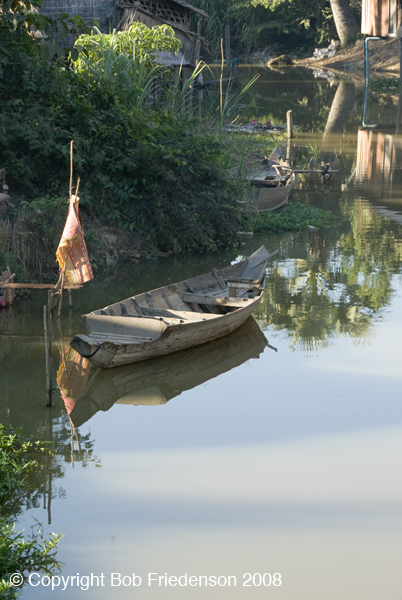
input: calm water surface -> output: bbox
[1,68,402,599]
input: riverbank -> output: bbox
[297,38,400,77]
[246,38,400,79]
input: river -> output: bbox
[1,66,402,599]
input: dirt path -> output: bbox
[294,38,400,78]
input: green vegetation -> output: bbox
[190,0,361,58]
[0,3,248,266]
[0,0,337,276]
[0,424,61,599]
[242,201,334,233]
[369,78,402,94]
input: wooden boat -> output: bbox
[69,317,269,427]
[247,147,295,212]
[70,245,276,369]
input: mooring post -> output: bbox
[287,110,293,138]
[287,137,292,164]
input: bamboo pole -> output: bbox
[57,266,66,317]
[69,140,74,199]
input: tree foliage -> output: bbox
[191,0,361,57]
[0,14,244,258]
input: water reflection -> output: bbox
[356,129,402,209]
[56,317,268,428]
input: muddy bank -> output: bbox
[295,38,400,77]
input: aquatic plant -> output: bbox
[369,78,402,95]
[242,201,334,233]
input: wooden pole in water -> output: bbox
[287,110,293,138]
[43,304,50,406]
[46,290,53,407]
[225,25,231,76]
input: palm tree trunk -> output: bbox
[329,0,359,44]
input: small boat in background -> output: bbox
[243,147,295,212]
[71,245,277,369]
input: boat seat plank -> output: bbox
[202,287,229,297]
[226,279,262,289]
[212,268,227,289]
[179,291,252,308]
[184,280,197,294]
[162,291,175,310]
[131,298,144,315]
[146,293,156,308]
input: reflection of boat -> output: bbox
[245,148,295,212]
[70,317,268,427]
[71,246,275,368]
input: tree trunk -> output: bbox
[329,0,359,44]
[323,81,356,136]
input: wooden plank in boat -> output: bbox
[213,268,227,289]
[131,298,144,315]
[179,291,252,308]
[146,292,156,308]
[162,291,175,310]
[226,280,262,289]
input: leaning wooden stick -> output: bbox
[69,140,73,199]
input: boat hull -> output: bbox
[251,176,295,212]
[70,245,275,369]
[71,295,261,368]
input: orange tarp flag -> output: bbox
[56,195,93,285]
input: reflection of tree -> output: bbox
[339,198,402,309]
[255,201,402,350]
[323,81,356,137]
